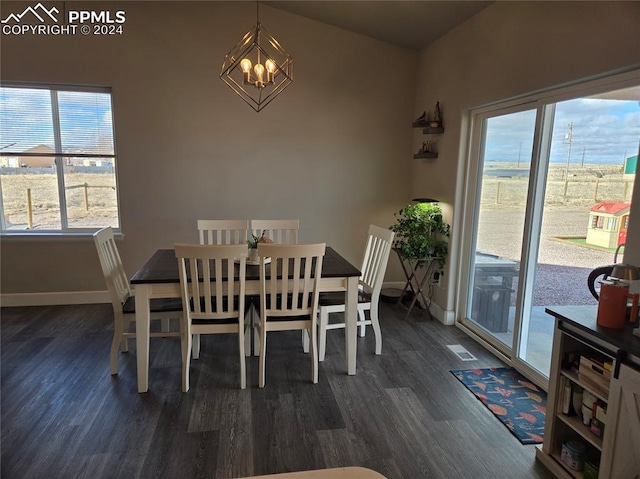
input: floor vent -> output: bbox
[446,344,477,361]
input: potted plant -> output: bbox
[246,230,273,263]
[390,202,451,269]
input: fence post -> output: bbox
[84,182,89,211]
[26,188,33,229]
[593,179,599,202]
[495,182,501,204]
[623,181,629,200]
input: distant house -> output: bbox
[586,201,631,249]
[18,145,56,168]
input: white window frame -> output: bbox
[455,68,640,388]
[0,82,121,236]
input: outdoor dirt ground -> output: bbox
[478,209,616,306]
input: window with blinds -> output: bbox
[0,84,120,232]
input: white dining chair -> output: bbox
[247,219,300,356]
[256,242,326,387]
[250,219,299,244]
[316,225,394,361]
[93,227,182,375]
[195,219,251,358]
[197,219,249,245]
[174,243,247,391]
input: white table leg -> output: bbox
[135,284,152,393]
[344,275,359,375]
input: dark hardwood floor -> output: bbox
[1,302,554,479]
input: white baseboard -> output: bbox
[381,281,454,325]
[1,291,110,307]
[3,286,458,326]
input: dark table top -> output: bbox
[131,246,361,284]
[545,305,640,360]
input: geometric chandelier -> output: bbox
[220,3,293,112]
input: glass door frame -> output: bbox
[454,69,640,390]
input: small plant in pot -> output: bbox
[246,230,273,262]
[390,202,451,269]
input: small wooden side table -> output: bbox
[394,248,440,321]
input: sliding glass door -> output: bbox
[458,72,640,385]
[467,108,537,354]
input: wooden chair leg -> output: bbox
[244,307,253,357]
[161,318,171,332]
[238,324,246,389]
[120,318,131,353]
[370,303,382,355]
[358,309,367,337]
[311,321,318,384]
[253,321,260,357]
[244,323,252,357]
[259,325,267,388]
[192,333,201,359]
[182,325,192,392]
[318,308,329,362]
[110,316,125,375]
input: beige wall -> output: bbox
[412,1,640,313]
[0,1,417,295]
[2,1,639,318]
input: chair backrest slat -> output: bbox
[175,243,247,321]
[360,225,395,295]
[250,219,299,244]
[197,219,250,245]
[258,243,325,317]
[93,227,131,310]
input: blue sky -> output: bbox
[0,86,114,154]
[484,93,639,166]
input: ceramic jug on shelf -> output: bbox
[596,279,639,329]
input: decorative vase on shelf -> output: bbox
[248,247,259,264]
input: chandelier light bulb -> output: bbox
[265,59,276,83]
[240,58,252,83]
[254,63,265,86]
[240,58,252,72]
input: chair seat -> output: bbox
[264,314,312,322]
[318,290,371,307]
[188,296,252,325]
[122,296,183,314]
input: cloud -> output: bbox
[1,87,114,153]
[483,96,639,165]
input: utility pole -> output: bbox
[517,141,522,168]
[580,146,585,167]
[563,121,573,199]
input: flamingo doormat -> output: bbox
[450,367,546,444]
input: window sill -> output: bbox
[1,231,123,241]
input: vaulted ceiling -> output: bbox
[267,1,492,50]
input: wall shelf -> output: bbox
[412,121,443,159]
[413,152,438,159]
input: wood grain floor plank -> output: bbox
[0,303,554,479]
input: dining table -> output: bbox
[130,246,362,393]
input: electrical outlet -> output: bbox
[431,270,442,286]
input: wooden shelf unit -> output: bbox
[413,152,438,159]
[536,306,640,479]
